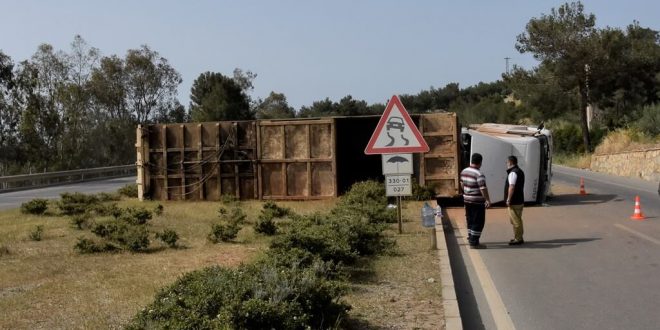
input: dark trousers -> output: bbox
[465,202,486,245]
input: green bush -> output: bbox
[220,193,238,204]
[221,207,247,225]
[209,207,245,243]
[58,192,100,215]
[70,214,91,230]
[117,184,138,198]
[271,212,394,266]
[156,229,179,248]
[333,181,396,223]
[74,237,115,254]
[127,260,348,330]
[253,202,293,236]
[633,103,660,136]
[153,204,164,216]
[95,192,121,202]
[407,179,435,201]
[208,222,241,243]
[90,203,120,217]
[29,225,44,241]
[118,207,153,225]
[254,213,278,235]
[262,201,292,218]
[20,199,49,215]
[91,221,150,252]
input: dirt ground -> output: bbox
[344,202,445,329]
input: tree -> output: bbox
[124,45,182,124]
[255,91,295,119]
[298,98,335,118]
[336,95,368,116]
[516,2,599,152]
[189,71,252,121]
[59,35,100,168]
[0,51,19,174]
[13,44,70,170]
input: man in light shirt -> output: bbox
[505,156,525,245]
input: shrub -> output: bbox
[121,226,150,252]
[29,225,44,241]
[127,261,348,330]
[58,192,100,215]
[90,203,120,217]
[74,237,114,254]
[333,181,396,223]
[20,199,49,215]
[117,184,138,198]
[217,207,227,216]
[408,179,435,201]
[221,207,247,225]
[208,222,241,243]
[95,192,121,202]
[153,204,164,216]
[262,201,292,218]
[70,214,91,230]
[271,212,394,266]
[254,213,278,235]
[220,193,238,204]
[633,103,660,136]
[156,229,179,248]
[91,221,150,252]
[119,207,153,225]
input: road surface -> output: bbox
[0,177,136,211]
[445,165,660,330]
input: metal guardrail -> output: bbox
[0,165,136,193]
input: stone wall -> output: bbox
[591,148,660,182]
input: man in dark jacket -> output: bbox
[505,156,525,245]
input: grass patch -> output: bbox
[0,199,332,329]
[0,196,442,329]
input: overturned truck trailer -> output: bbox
[135,113,460,201]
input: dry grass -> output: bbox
[0,198,334,329]
[594,129,660,155]
[553,153,592,169]
[344,201,444,329]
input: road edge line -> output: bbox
[447,209,516,330]
[435,212,463,330]
[614,223,660,246]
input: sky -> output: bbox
[1,0,659,109]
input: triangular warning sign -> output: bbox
[364,95,429,154]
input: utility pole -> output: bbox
[504,57,511,75]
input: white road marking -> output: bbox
[452,218,516,330]
[614,224,660,246]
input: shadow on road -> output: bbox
[441,211,486,330]
[483,238,601,249]
[546,193,617,206]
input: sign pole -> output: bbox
[397,196,402,234]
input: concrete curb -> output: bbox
[435,210,463,330]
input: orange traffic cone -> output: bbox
[579,177,587,195]
[630,196,646,221]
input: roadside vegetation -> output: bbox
[0,181,443,329]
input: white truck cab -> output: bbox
[461,123,553,204]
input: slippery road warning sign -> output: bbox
[364,95,429,154]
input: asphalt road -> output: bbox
[445,166,660,330]
[0,177,136,211]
